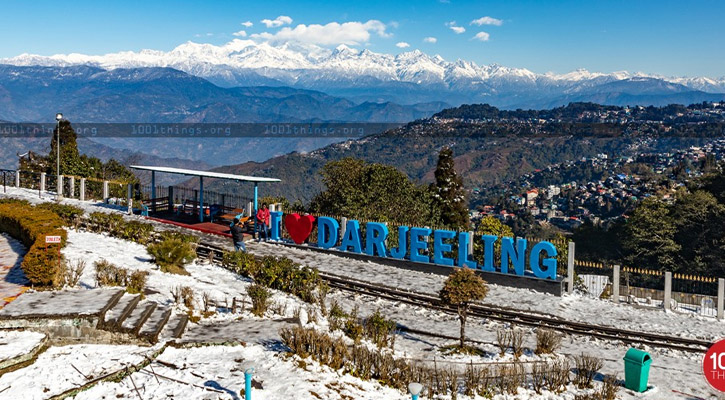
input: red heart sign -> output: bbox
[285,213,315,244]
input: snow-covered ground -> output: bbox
[0,330,46,366]
[73,344,407,400]
[0,344,156,399]
[248,242,725,343]
[57,229,717,399]
[0,188,722,399]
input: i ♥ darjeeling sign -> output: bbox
[272,212,559,280]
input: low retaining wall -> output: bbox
[275,242,565,296]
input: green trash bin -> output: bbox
[623,348,652,392]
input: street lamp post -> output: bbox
[55,113,63,199]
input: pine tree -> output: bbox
[432,147,469,229]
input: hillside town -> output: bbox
[472,137,725,232]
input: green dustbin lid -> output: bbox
[623,348,652,365]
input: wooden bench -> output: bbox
[142,197,170,214]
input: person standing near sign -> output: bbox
[231,218,246,252]
[256,203,270,242]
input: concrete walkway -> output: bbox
[0,234,29,308]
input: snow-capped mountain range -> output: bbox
[3,39,725,107]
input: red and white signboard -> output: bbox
[704,338,725,392]
[45,236,62,244]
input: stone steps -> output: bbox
[121,300,156,335]
[158,313,189,342]
[138,305,172,343]
[0,288,189,344]
[102,293,141,329]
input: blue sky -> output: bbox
[1,0,723,77]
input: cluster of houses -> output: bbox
[472,138,725,232]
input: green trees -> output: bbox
[577,166,725,277]
[310,148,471,229]
[439,268,488,349]
[310,158,440,226]
[432,147,470,229]
[21,120,136,183]
[623,197,680,271]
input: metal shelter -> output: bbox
[129,165,281,223]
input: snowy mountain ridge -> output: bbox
[3,40,725,106]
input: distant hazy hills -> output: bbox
[0,65,445,123]
[4,40,724,107]
[0,65,445,169]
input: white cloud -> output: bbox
[396,41,410,48]
[251,20,390,45]
[473,31,490,41]
[423,36,437,43]
[261,15,293,28]
[445,21,466,34]
[233,30,247,37]
[471,16,503,26]
[241,21,253,28]
[194,33,214,38]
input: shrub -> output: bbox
[0,202,67,286]
[63,259,86,287]
[510,328,525,360]
[0,198,30,206]
[531,362,547,394]
[317,281,330,316]
[496,328,510,356]
[536,328,563,355]
[575,353,603,389]
[282,326,499,398]
[328,300,347,332]
[117,220,155,244]
[598,374,620,400]
[127,270,148,295]
[88,212,125,234]
[220,253,320,303]
[95,259,128,286]
[364,309,396,349]
[494,363,524,395]
[247,283,271,317]
[221,251,260,277]
[181,286,195,309]
[36,203,84,226]
[463,362,491,397]
[344,306,364,344]
[546,358,571,393]
[146,237,196,275]
[158,230,199,244]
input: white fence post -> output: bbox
[102,180,109,202]
[247,201,253,217]
[80,178,86,201]
[718,278,724,320]
[664,271,672,312]
[468,230,474,256]
[57,175,64,198]
[15,171,20,187]
[340,217,348,242]
[567,241,575,294]
[68,176,75,198]
[612,265,620,303]
[40,172,46,193]
[127,184,133,215]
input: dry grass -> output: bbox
[535,328,563,355]
[575,353,604,389]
